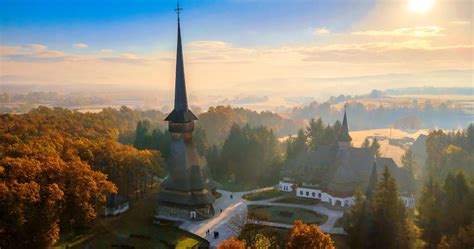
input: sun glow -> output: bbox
[409,0,434,13]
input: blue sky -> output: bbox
[0,0,471,99]
[1,0,376,52]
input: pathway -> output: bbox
[178,187,345,247]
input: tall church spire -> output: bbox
[338,109,352,143]
[165,1,197,123]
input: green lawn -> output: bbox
[271,196,321,205]
[217,180,271,192]
[247,205,328,225]
[242,188,282,201]
[52,188,209,249]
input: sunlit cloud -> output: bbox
[24,44,47,51]
[188,41,230,48]
[73,43,88,49]
[100,48,114,53]
[450,21,470,26]
[314,28,331,35]
[351,26,444,37]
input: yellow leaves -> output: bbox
[217,236,246,249]
[446,144,462,155]
[286,220,336,249]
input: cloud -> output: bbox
[351,26,444,37]
[100,48,114,53]
[73,43,88,49]
[24,44,47,51]
[450,21,470,26]
[188,41,230,48]
[314,28,330,35]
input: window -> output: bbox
[318,193,321,198]
[306,191,309,196]
[312,192,316,197]
[300,190,303,195]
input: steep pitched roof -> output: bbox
[338,110,352,142]
[284,145,415,196]
[165,17,197,123]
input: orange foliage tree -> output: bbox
[0,107,164,248]
[286,220,336,249]
[217,236,246,249]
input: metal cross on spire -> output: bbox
[174,1,183,20]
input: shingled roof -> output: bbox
[283,145,416,196]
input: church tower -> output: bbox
[338,109,352,148]
[156,3,216,220]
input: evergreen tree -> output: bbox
[307,118,324,151]
[372,166,413,249]
[370,137,381,157]
[362,137,371,148]
[366,162,378,199]
[286,129,307,161]
[417,176,443,249]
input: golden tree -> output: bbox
[286,220,335,249]
[217,236,246,249]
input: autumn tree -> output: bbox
[217,236,246,249]
[286,220,335,249]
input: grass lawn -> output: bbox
[247,205,328,225]
[52,188,209,249]
[271,196,321,205]
[242,188,282,201]
[217,180,272,192]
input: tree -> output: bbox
[370,137,381,157]
[286,220,335,249]
[362,137,371,148]
[217,236,246,249]
[286,129,307,161]
[343,191,373,249]
[307,118,324,151]
[417,176,443,249]
[372,166,414,249]
[437,222,474,249]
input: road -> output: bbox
[178,187,345,247]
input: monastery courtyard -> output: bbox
[178,188,345,247]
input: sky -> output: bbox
[0,0,472,100]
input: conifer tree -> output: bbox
[370,137,381,157]
[372,166,413,249]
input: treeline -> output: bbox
[209,124,283,187]
[197,105,301,145]
[132,121,283,189]
[290,101,470,130]
[417,172,474,248]
[343,124,474,249]
[285,117,342,161]
[425,125,474,180]
[0,106,164,248]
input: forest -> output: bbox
[1,105,473,249]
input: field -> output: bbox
[349,128,429,165]
[52,188,208,249]
[247,205,328,225]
